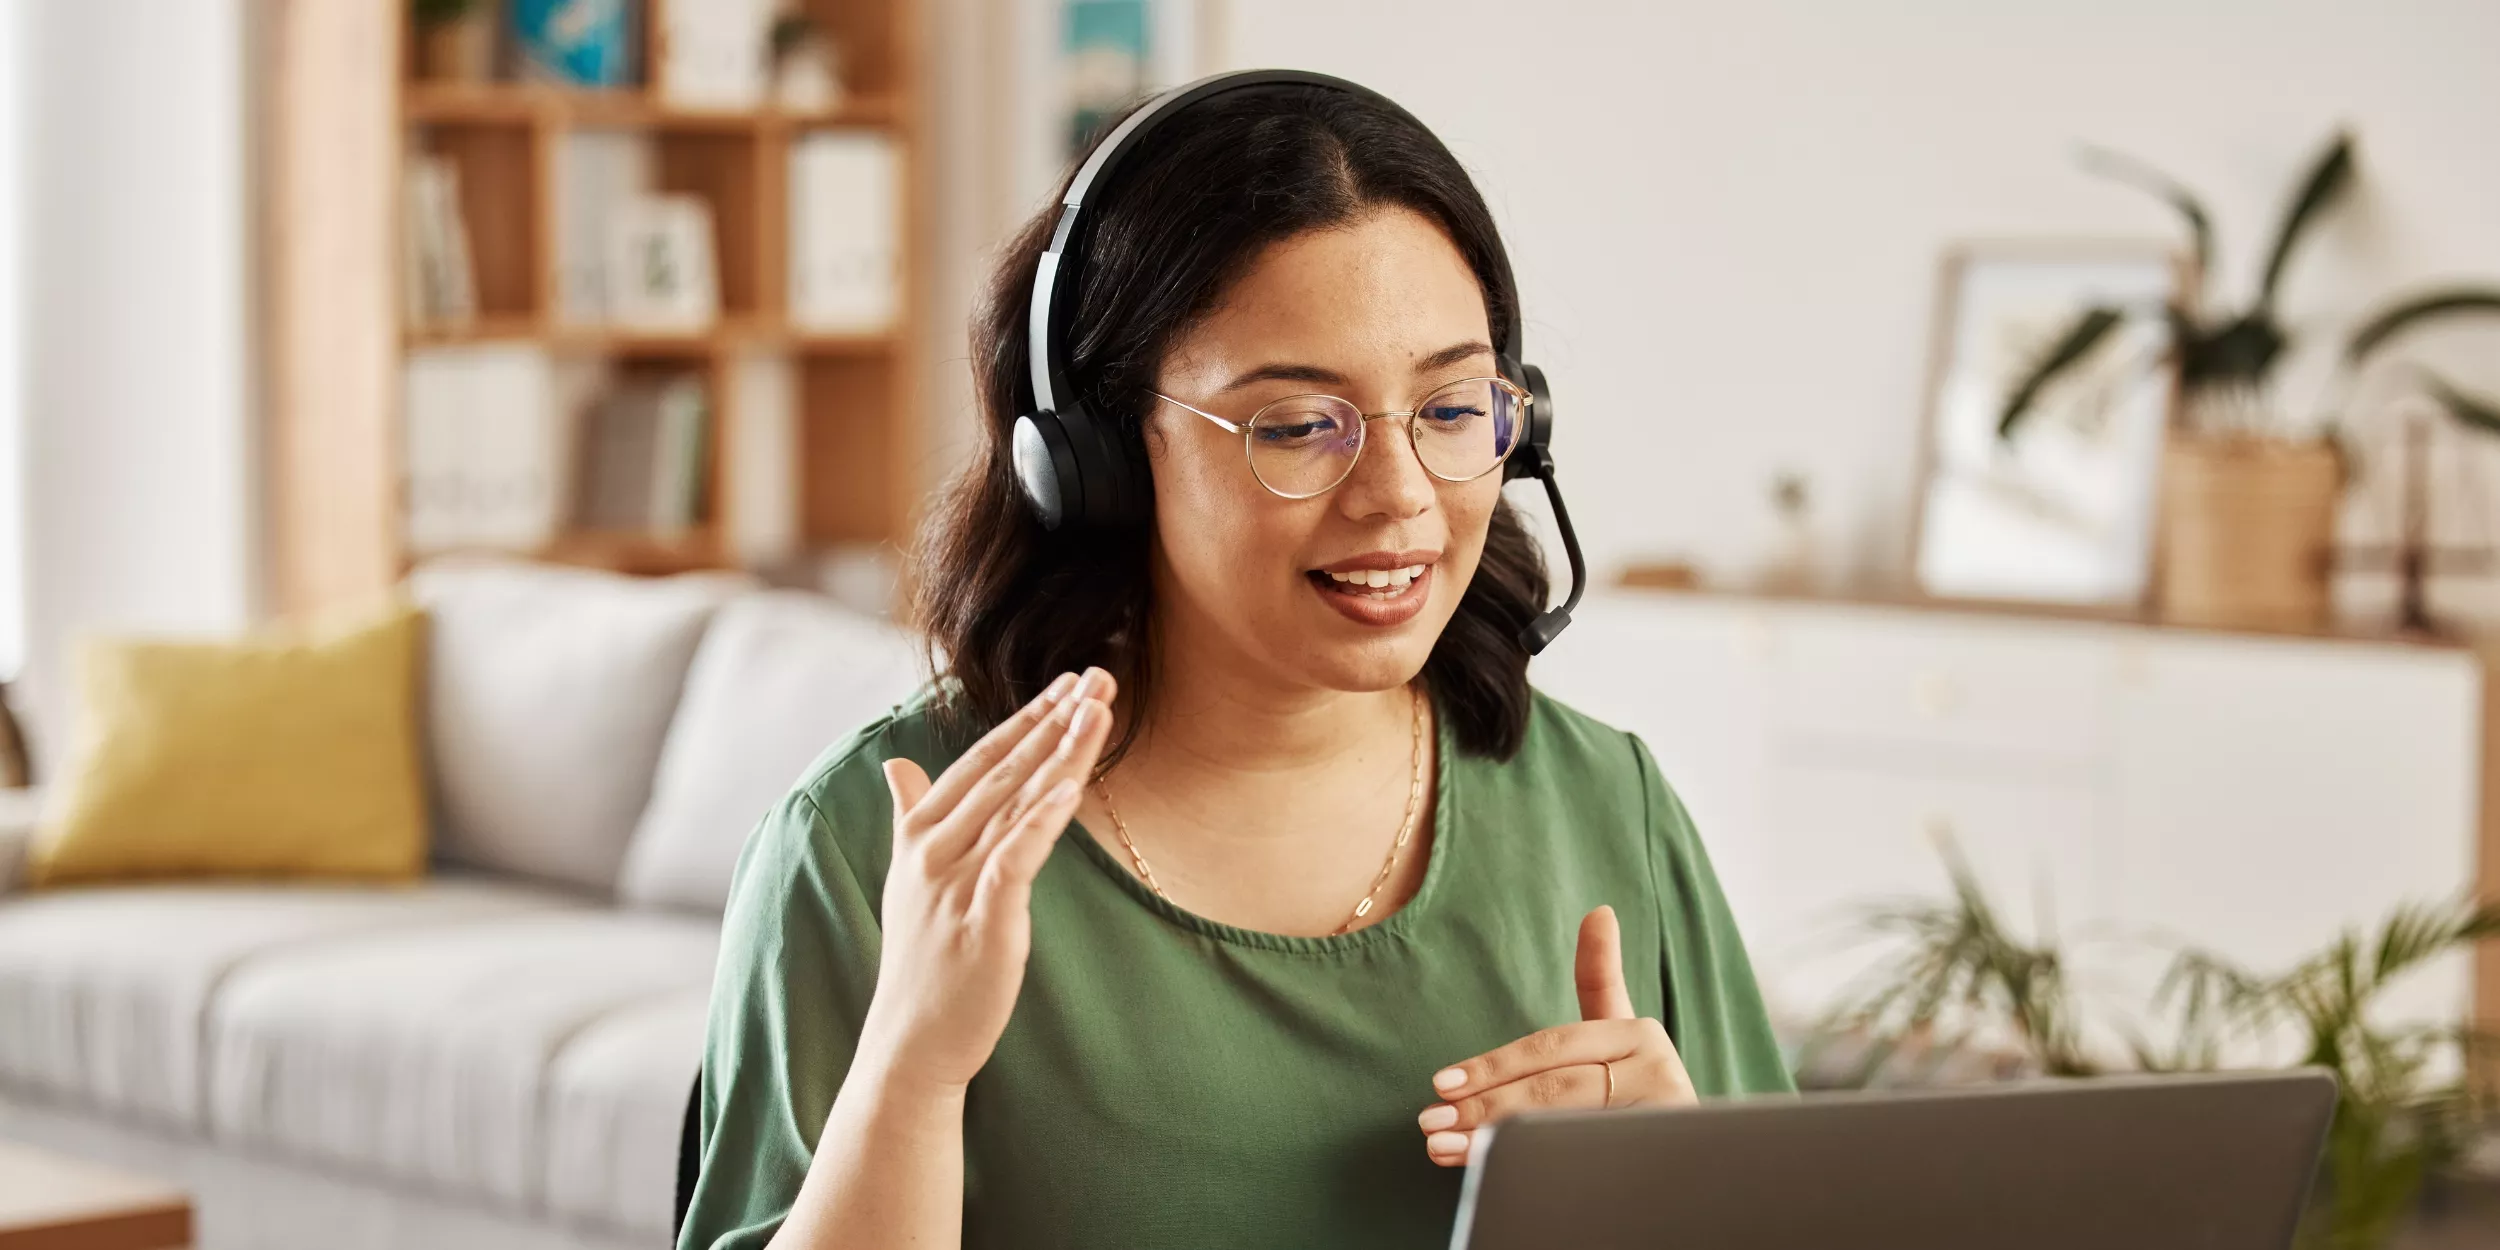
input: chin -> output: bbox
[1289,570,1458,693]
[1297,641,1435,695]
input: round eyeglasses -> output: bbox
[1151,377,1531,500]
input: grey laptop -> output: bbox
[1450,1070,2337,1250]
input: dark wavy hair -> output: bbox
[914,83,1550,765]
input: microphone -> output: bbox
[1514,448,1585,656]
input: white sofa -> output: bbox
[0,561,926,1250]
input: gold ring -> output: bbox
[1600,1059,1615,1110]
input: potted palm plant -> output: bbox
[1815,842,2499,1250]
[2008,135,2500,633]
[2001,133,2357,629]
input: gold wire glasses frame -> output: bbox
[1150,377,1533,501]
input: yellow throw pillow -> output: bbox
[29,601,430,886]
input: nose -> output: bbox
[1334,415,1435,523]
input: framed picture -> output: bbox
[1910,240,2190,608]
[605,194,720,332]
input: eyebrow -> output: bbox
[1215,339,1496,394]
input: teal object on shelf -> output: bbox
[513,0,635,87]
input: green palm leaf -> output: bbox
[2078,144,2215,291]
[2344,287,2500,363]
[2256,131,2356,313]
[1997,306,2126,439]
[2420,371,2500,439]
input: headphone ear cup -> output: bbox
[1055,401,1149,528]
[1012,410,1085,531]
[1504,361,1556,481]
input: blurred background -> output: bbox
[0,2,2497,1248]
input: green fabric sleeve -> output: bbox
[676,788,884,1250]
[1631,733,1797,1098]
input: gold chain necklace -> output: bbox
[1093,686,1426,937]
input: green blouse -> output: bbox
[678,688,1793,1250]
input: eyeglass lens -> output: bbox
[1245,380,1522,498]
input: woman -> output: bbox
[679,72,1790,1250]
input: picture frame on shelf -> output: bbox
[604,194,720,333]
[1910,240,2191,610]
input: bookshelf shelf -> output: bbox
[549,328,727,357]
[539,529,726,575]
[403,83,904,132]
[791,332,899,355]
[398,325,911,358]
[404,313,545,347]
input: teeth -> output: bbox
[1321,563,1429,595]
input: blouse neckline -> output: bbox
[1063,692,1458,955]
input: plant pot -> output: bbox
[2155,432,2341,630]
[417,14,495,84]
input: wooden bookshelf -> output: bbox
[263,0,924,613]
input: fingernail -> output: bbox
[1040,672,1078,704]
[1077,667,1108,696]
[1427,1131,1469,1156]
[1417,1104,1457,1132]
[1433,1067,1467,1093]
[1044,778,1079,806]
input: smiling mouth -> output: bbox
[1308,563,1430,601]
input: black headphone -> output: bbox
[1009,68,1585,654]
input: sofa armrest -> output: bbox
[0,788,43,893]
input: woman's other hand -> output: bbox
[1416,904,1696,1167]
[856,668,1116,1094]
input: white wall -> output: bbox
[0,4,25,686]
[15,0,254,761]
[1206,0,2500,591]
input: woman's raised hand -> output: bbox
[1416,905,1697,1166]
[856,668,1116,1093]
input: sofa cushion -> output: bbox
[206,909,719,1214]
[616,590,921,913]
[542,988,710,1237]
[410,560,748,895]
[31,599,429,887]
[0,877,573,1129]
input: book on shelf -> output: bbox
[513,0,638,88]
[728,351,799,564]
[554,130,652,325]
[577,372,710,537]
[788,130,900,335]
[656,0,776,109]
[403,345,562,554]
[402,154,476,330]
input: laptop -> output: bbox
[1449,1070,2337,1250]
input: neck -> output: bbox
[1082,601,1437,934]
[1117,615,1416,793]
